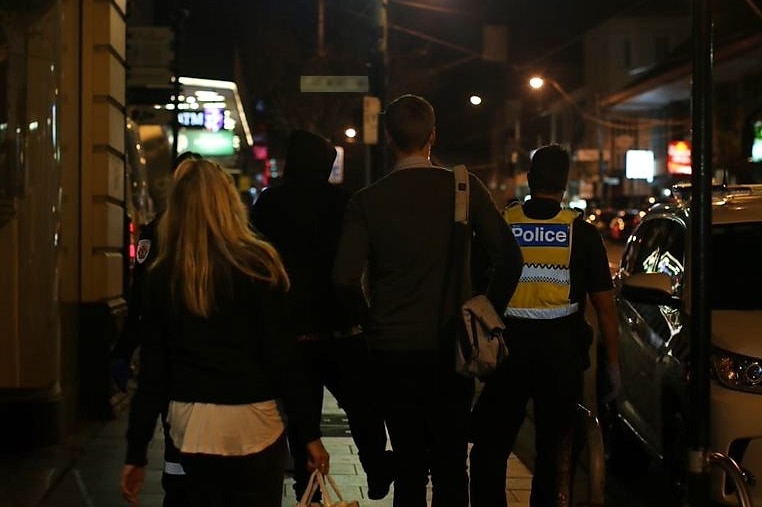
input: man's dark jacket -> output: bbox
[250,130,351,336]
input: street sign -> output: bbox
[300,75,369,93]
[363,96,381,145]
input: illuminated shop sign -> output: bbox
[626,149,655,181]
[177,109,228,131]
[668,140,692,175]
[179,129,235,156]
[204,106,225,132]
[177,111,204,128]
[752,121,762,163]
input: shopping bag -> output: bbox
[296,469,360,507]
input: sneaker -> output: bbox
[367,450,395,500]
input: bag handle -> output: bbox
[297,470,320,506]
[315,472,346,506]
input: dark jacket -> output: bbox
[250,130,354,336]
[112,215,161,361]
[332,163,524,351]
[125,263,317,466]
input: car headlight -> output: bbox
[711,347,762,394]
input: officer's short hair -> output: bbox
[528,144,569,194]
[384,94,435,152]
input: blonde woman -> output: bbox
[121,159,329,506]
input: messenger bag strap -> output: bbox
[453,164,469,224]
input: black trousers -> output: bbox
[180,432,287,507]
[370,349,474,507]
[161,411,190,507]
[469,316,586,507]
[288,334,389,501]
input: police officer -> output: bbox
[468,144,621,507]
[111,151,201,507]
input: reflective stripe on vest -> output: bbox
[504,302,579,319]
[503,204,579,319]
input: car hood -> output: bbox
[712,310,762,358]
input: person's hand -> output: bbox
[305,439,330,474]
[110,358,132,393]
[602,363,621,403]
[121,464,146,506]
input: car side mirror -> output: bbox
[620,272,681,308]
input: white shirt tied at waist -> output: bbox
[168,399,285,457]
[504,302,579,320]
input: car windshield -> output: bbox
[710,222,762,310]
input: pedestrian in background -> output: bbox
[333,94,523,507]
[120,158,329,507]
[469,144,621,507]
[110,150,201,507]
[250,129,394,503]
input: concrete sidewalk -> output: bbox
[0,388,533,506]
[283,388,534,506]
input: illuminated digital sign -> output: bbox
[179,128,235,156]
[668,140,692,175]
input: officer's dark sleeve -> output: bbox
[255,283,321,446]
[468,174,523,313]
[124,269,170,466]
[111,222,155,361]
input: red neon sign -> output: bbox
[668,140,692,175]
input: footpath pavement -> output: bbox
[0,388,533,507]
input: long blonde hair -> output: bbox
[154,158,289,317]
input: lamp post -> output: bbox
[368,0,388,183]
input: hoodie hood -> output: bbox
[283,130,337,183]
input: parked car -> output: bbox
[604,183,762,505]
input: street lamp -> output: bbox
[527,74,609,202]
[527,75,560,146]
[469,95,483,106]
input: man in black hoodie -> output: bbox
[250,130,393,502]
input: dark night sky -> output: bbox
[166,0,690,168]
[175,0,689,84]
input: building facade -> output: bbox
[0,0,128,448]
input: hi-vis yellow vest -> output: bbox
[503,203,580,319]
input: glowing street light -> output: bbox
[469,95,483,106]
[345,127,357,139]
[529,76,545,90]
